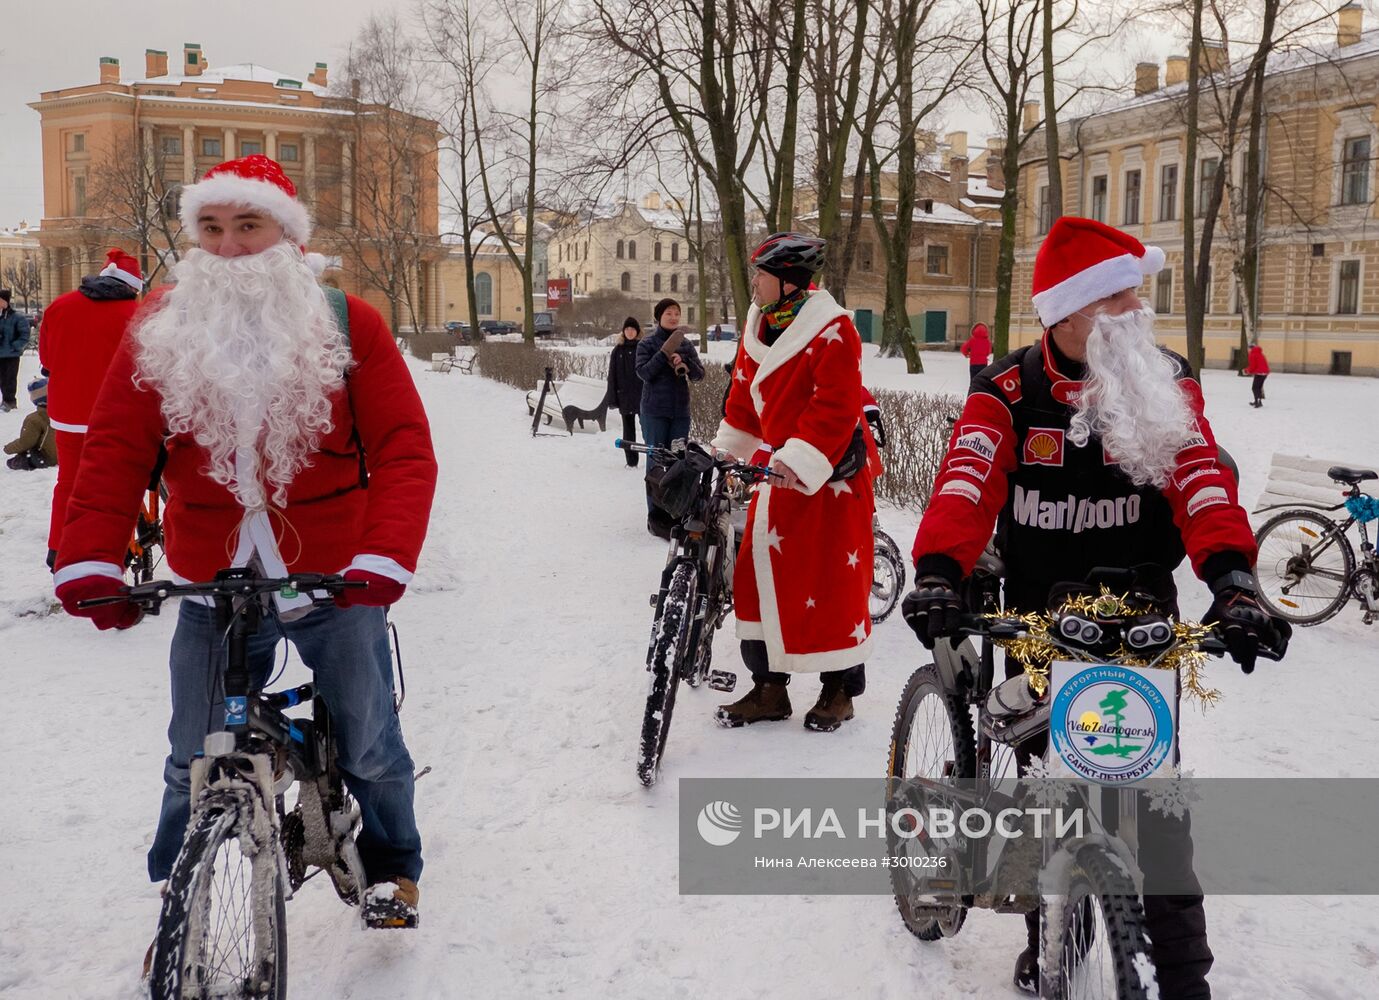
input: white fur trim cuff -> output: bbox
[1031,249,1163,328]
[344,554,414,584]
[49,419,88,433]
[179,174,312,245]
[98,263,143,291]
[774,437,835,496]
[711,420,763,461]
[53,560,125,589]
[736,619,765,640]
[769,635,874,673]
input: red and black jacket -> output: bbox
[913,333,1256,612]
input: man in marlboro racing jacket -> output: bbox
[904,216,1289,997]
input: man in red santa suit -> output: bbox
[39,247,144,569]
[712,233,874,732]
[53,155,437,931]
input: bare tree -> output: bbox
[2,255,41,310]
[84,132,184,286]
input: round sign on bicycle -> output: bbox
[1047,661,1177,785]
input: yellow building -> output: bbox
[1011,5,1379,375]
[29,45,444,330]
[0,225,42,310]
[437,230,549,326]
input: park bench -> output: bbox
[526,372,610,433]
[429,349,475,375]
[1254,452,1372,515]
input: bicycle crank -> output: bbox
[707,670,737,693]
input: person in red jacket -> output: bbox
[53,155,438,932]
[39,247,143,568]
[1244,342,1270,407]
[960,321,992,382]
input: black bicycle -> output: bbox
[620,439,777,786]
[81,569,374,999]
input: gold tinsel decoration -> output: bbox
[985,587,1222,708]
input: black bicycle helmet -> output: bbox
[750,232,827,276]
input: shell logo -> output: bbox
[1023,427,1065,466]
[1029,433,1059,460]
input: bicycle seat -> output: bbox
[1328,466,1378,485]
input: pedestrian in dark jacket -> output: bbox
[1244,343,1270,408]
[607,317,643,467]
[0,289,33,411]
[636,298,704,532]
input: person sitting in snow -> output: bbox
[711,233,875,733]
[3,377,57,470]
[52,155,437,938]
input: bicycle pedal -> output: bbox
[707,670,737,693]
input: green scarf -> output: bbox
[762,288,810,344]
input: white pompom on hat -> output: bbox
[1031,216,1164,328]
[178,154,311,246]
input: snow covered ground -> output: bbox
[1,345,1377,999]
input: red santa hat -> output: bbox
[178,154,311,246]
[1031,217,1165,328]
[98,248,143,291]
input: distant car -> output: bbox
[533,311,557,337]
[710,324,738,342]
[479,320,519,336]
[445,320,472,339]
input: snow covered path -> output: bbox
[1,347,1377,999]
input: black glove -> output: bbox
[1204,577,1292,674]
[903,574,963,649]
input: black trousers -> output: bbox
[741,639,865,697]
[1251,373,1267,404]
[620,412,639,467]
[0,356,20,405]
[969,363,986,384]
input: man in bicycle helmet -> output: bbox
[906,216,1289,996]
[711,232,875,733]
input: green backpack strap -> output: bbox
[322,285,368,490]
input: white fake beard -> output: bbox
[1066,306,1196,488]
[133,243,352,509]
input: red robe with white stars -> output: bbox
[712,289,874,672]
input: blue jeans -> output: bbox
[641,413,691,512]
[149,601,422,886]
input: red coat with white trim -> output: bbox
[913,332,1257,611]
[53,293,437,591]
[37,287,140,551]
[712,290,874,672]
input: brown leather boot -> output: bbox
[363,877,420,929]
[803,685,855,732]
[715,680,791,727]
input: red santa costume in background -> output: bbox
[54,155,437,620]
[38,248,143,555]
[712,291,874,671]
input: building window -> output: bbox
[475,272,493,317]
[670,273,679,292]
[1232,278,1244,315]
[859,242,874,272]
[583,241,589,260]
[202,137,222,157]
[161,184,182,220]
[71,133,85,153]
[926,244,950,276]
[688,305,696,322]
[671,243,679,262]
[1337,259,1361,314]
[654,273,662,292]
[1037,185,1052,235]
[1154,269,1173,314]
[1123,169,1142,225]
[620,271,631,292]
[161,135,182,156]
[1158,163,1178,222]
[1198,157,1219,216]
[1342,136,1371,205]
[688,244,696,262]
[616,239,625,259]
[278,143,299,162]
[73,174,87,216]
[687,273,696,294]
[628,240,637,260]
[654,242,663,261]
[240,140,263,156]
[1090,175,1108,223]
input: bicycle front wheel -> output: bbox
[150,796,287,1000]
[637,561,697,787]
[1046,847,1156,1000]
[870,530,906,624]
[1255,508,1355,625]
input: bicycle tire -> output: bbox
[1046,846,1157,1000]
[1254,508,1355,626]
[637,561,697,787]
[871,530,906,624]
[150,796,287,1000]
[885,664,975,941]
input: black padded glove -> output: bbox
[1204,578,1292,674]
[903,574,963,649]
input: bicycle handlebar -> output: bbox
[613,439,780,480]
[947,613,1279,661]
[75,573,365,611]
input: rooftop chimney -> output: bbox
[1022,100,1041,131]
[1135,62,1159,96]
[184,43,204,77]
[308,62,328,88]
[1199,39,1228,76]
[99,56,120,85]
[945,130,969,163]
[985,137,1006,190]
[1339,3,1363,47]
[950,155,970,206]
[146,48,168,78]
[1166,55,1188,87]
[643,191,663,211]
